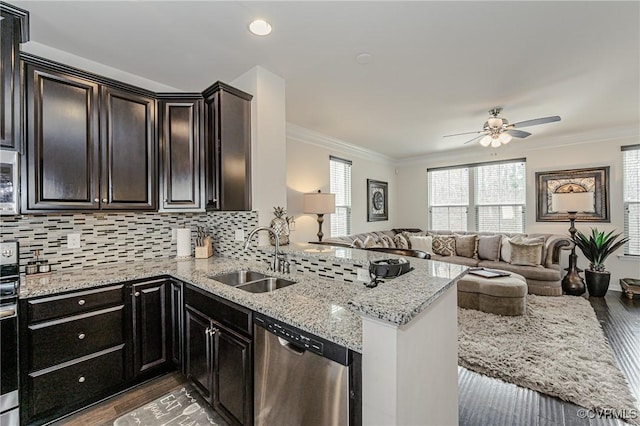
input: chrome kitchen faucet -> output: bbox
[244,227,290,274]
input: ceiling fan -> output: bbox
[444,108,561,148]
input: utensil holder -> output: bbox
[195,236,213,259]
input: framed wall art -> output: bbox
[535,166,610,222]
[367,179,388,222]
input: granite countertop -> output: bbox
[21,248,466,353]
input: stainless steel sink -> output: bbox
[210,270,270,286]
[236,277,297,293]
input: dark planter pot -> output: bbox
[585,269,611,297]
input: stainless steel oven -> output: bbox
[0,150,18,215]
[0,241,19,425]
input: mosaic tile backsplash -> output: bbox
[0,211,258,273]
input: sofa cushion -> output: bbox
[432,235,456,256]
[455,234,477,258]
[478,261,560,281]
[352,238,365,249]
[409,235,432,253]
[363,235,383,248]
[441,255,479,267]
[380,234,395,248]
[510,236,545,266]
[477,235,502,261]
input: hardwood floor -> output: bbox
[459,291,640,426]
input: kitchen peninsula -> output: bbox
[20,244,464,425]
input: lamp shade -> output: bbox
[303,192,336,214]
[551,191,594,213]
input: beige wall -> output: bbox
[396,136,640,288]
[286,133,398,243]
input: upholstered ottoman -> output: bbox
[457,271,527,316]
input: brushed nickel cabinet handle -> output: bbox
[78,376,85,383]
[102,198,107,203]
[78,333,85,340]
[94,198,99,203]
[134,292,140,297]
[78,299,85,306]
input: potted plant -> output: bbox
[573,227,629,297]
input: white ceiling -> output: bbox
[13,1,640,160]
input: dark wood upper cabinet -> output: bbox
[203,82,252,211]
[159,97,204,211]
[0,3,28,150]
[23,58,158,212]
[101,86,156,210]
[24,65,101,211]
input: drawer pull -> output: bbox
[134,292,140,297]
[78,333,86,340]
[102,198,107,203]
[78,299,86,306]
[78,376,86,383]
[94,198,99,203]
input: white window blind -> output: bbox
[428,167,469,231]
[623,145,640,256]
[475,161,526,232]
[428,159,526,233]
[330,156,352,237]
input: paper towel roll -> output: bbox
[176,228,192,258]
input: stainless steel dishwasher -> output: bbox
[253,313,350,426]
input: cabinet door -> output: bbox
[213,323,252,426]
[203,83,252,212]
[169,280,183,370]
[184,305,213,402]
[160,99,204,210]
[132,280,168,376]
[24,65,100,210]
[0,12,20,149]
[101,86,156,210]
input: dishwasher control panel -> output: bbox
[254,313,349,365]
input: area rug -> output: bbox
[113,385,228,426]
[458,294,640,425]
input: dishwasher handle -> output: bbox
[277,337,305,356]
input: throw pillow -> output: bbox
[500,236,512,262]
[454,234,477,258]
[409,235,433,253]
[380,234,395,248]
[509,236,546,266]
[363,235,381,248]
[432,235,456,256]
[393,233,409,249]
[477,235,502,261]
[352,238,364,249]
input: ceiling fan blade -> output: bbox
[506,129,532,138]
[443,130,483,138]
[463,134,486,145]
[511,116,561,128]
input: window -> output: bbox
[428,159,526,232]
[623,145,640,256]
[330,156,352,237]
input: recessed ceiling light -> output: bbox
[356,53,372,65]
[249,19,272,36]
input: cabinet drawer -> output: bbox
[27,284,124,323]
[27,345,126,420]
[184,285,252,337]
[28,306,124,371]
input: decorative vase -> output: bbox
[585,269,611,297]
[269,206,290,246]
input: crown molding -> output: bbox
[286,123,395,164]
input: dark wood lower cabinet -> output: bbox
[184,285,253,426]
[131,279,168,377]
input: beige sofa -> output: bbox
[322,229,573,296]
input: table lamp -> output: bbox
[552,189,594,295]
[303,190,336,242]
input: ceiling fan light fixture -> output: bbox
[487,117,503,129]
[479,135,492,147]
[499,133,512,144]
[490,137,502,148]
